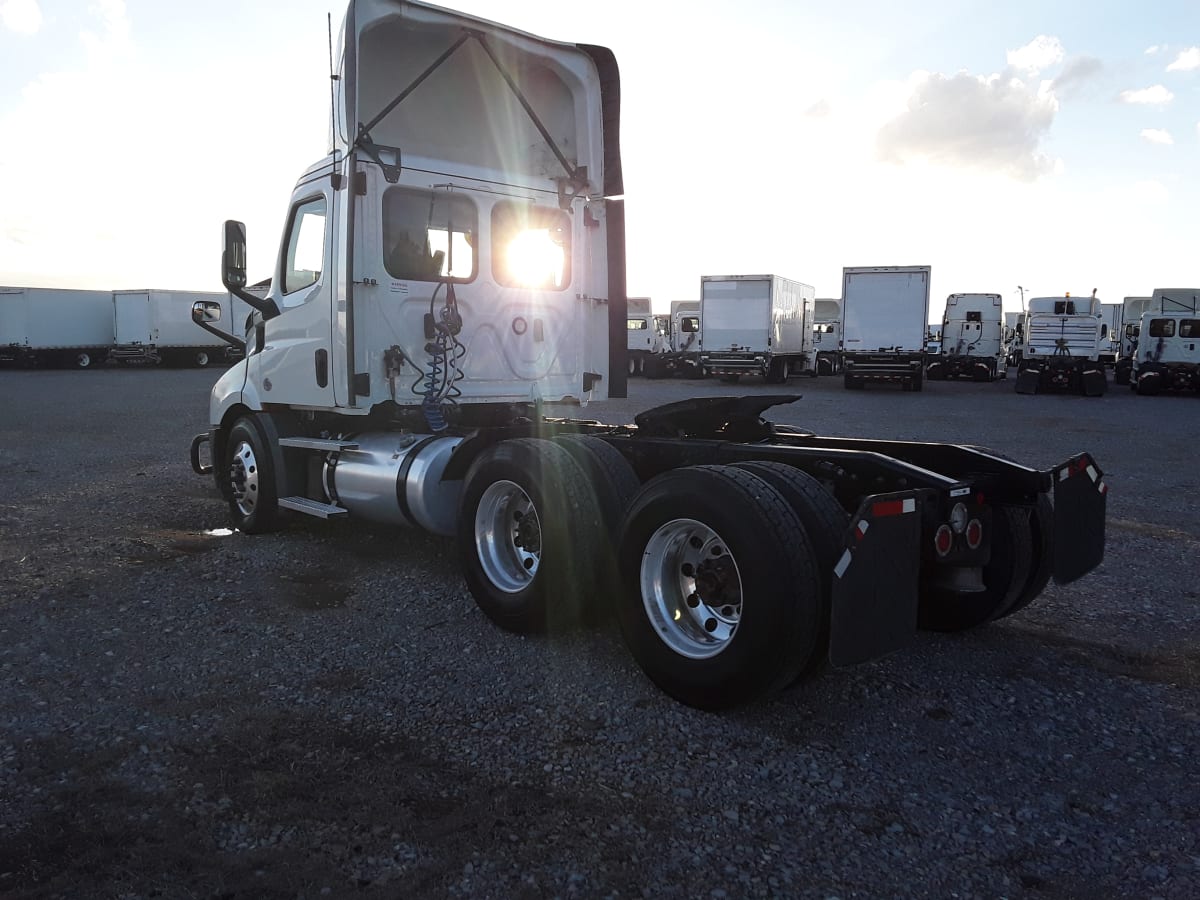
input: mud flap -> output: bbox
[828,490,924,667]
[1051,453,1106,584]
[1081,368,1107,397]
[1015,368,1040,394]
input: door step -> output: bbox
[279,496,348,518]
[278,437,359,452]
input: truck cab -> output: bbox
[1015,294,1106,396]
[1130,292,1200,394]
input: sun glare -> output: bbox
[505,229,565,288]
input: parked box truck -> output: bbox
[0,287,114,368]
[840,265,931,391]
[698,274,816,383]
[813,298,842,375]
[926,293,1005,382]
[111,290,249,367]
[625,296,654,376]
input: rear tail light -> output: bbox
[965,518,983,549]
[934,524,953,557]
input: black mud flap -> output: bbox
[828,490,924,667]
[1081,368,1107,397]
[1015,368,1040,394]
[1050,453,1106,584]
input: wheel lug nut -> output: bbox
[689,536,703,550]
[704,618,718,633]
[686,593,700,608]
[681,563,694,577]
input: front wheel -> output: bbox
[458,438,604,634]
[616,465,821,710]
[194,350,211,368]
[226,417,281,534]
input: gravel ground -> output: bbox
[0,368,1197,899]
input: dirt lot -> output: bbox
[0,368,1197,898]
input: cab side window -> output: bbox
[383,189,477,282]
[282,196,327,297]
[1180,319,1200,339]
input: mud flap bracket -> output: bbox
[828,490,925,667]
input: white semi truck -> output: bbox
[625,296,655,376]
[111,289,249,367]
[0,287,115,368]
[813,298,842,375]
[188,0,1106,710]
[1114,295,1152,385]
[840,265,931,391]
[1098,302,1121,365]
[1014,293,1107,396]
[1129,289,1200,395]
[698,274,817,383]
[926,293,1005,382]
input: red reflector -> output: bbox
[872,500,905,518]
[934,524,953,556]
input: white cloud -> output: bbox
[1118,85,1174,105]
[1166,47,1200,72]
[804,99,831,118]
[877,71,1059,181]
[1145,45,1161,56]
[1140,128,1173,145]
[1007,35,1065,74]
[0,0,41,34]
[1051,56,1103,98]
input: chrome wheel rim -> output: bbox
[196,351,209,367]
[229,439,260,518]
[475,480,540,593]
[76,353,91,368]
[640,518,742,659]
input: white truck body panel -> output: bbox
[1098,303,1122,361]
[929,292,1005,380]
[699,274,815,378]
[0,287,114,350]
[841,267,930,354]
[1151,288,1200,314]
[700,275,814,355]
[113,290,235,349]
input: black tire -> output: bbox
[194,350,211,368]
[992,495,1053,621]
[553,435,641,619]
[74,352,93,369]
[627,356,638,377]
[458,438,604,634]
[729,461,848,675]
[918,505,1033,632]
[1114,361,1131,386]
[616,465,822,710]
[1135,374,1161,396]
[911,372,924,392]
[226,416,281,534]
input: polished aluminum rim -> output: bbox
[229,439,260,518]
[640,518,742,659]
[475,479,540,593]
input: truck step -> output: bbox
[278,437,360,452]
[279,496,348,518]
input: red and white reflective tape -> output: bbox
[870,497,917,517]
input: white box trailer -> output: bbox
[813,298,842,375]
[111,290,249,367]
[840,265,931,391]
[698,274,816,383]
[0,286,114,368]
[927,293,1005,382]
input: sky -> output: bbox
[1,0,1197,320]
